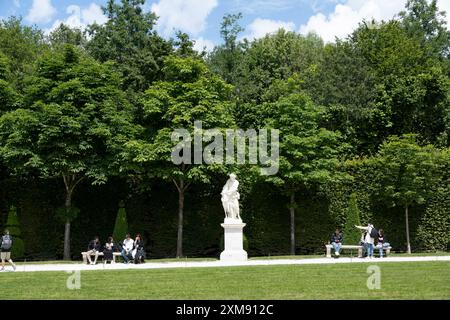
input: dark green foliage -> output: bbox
[400,0,450,60]
[0,53,19,114]
[55,206,80,223]
[236,31,324,106]
[49,24,87,48]
[207,13,245,84]
[86,0,173,91]
[344,194,362,245]
[0,17,46,88]
[5,205,25,258]
[113,201,129,243]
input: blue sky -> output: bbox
[1,0,449,51]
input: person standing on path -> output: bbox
[1,229,17,271]
[355,223,377,259]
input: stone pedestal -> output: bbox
[220,218,248,262]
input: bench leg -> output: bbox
[326,247,331,258]
[358,248,362,258]
[82,254,87,264]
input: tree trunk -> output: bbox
[405,205,411,254]
[63,190,72,260]
[290,192,296,256]
[176,179,185,258]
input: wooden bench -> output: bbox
[325,245,391,258]
[81,251,122,264]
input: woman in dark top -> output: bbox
[376,229,390,258]
[133,234,146,264]
[103,237,115,263]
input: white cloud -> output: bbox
[243,18,296,40]
[193,37,215,52]
[300,0,450,43]
[47,3,107,34]
[13,0,20,8]
[437,0,450,26]
[26,0,57,24]
[151,0,218,36]
[299,0,405,42]
[81,3,108,26]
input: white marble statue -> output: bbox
[221,173,241,220]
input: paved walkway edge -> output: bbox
[5,255,450,273]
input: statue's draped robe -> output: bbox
[221,179,240,219]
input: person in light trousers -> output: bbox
[330,229,343,257]
[355,223,376,258]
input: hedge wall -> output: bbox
[0,169,443,260]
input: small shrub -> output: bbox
[5,206,25,258]
[113,201,129,243]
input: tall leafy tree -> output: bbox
[235,30,323,106]
[86,0,172,92]
[0,53,19,115]
[49,24,87,48]
[400,0,450,60]
[172,31,200,58]
[369,135,441,254]
[0,17,46,89]
[230,30,324,131]
[352,21,448,148]
[0,45,139,259]
[303,38,378,155]
[262,78,349,255]
[126,56,234,257]
[207,13,245,84]
[306,17,449,154]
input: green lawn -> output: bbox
[1,261,450,299]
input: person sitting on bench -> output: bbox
[103,236,116,264]
[121,234,134,264]
[87,236,102,265]
[376,229,390,258]
[132,234,146,264]
[330,229,343,257]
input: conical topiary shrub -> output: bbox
[5,206,25,259]
[343,193,362,245]
[113,201,128,243]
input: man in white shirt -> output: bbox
[121,234,135,264]
[355,223,376,258]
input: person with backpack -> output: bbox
[330,229,343,257]
[1,229,17,271]
[355,223,378,259]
